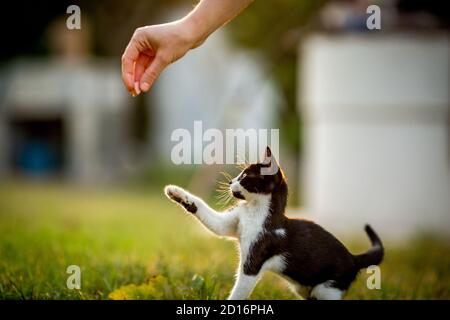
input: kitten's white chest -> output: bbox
[236,197,271,261]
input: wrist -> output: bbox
[178,14,210,49]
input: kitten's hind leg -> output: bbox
[309,281,344,300]
[228,271,261,300]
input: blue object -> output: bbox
[18,139,57,176]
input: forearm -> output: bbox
[180,0,254,47]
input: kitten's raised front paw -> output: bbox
[164,185,187,202]
[164,185,198,214]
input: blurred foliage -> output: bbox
[1,182,450,299]
[132,161,197,191]
[0,0,188,59]
[227,0,329,154]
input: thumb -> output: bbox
[139,53,168,92]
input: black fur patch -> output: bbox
[232,191,245,200]
[238,163,284,195]
[181,201,197,214]
[168,191,197,214]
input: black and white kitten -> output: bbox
[164,146,384,300]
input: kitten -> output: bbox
[164,146,384,300]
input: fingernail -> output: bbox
[131,91,137,97]
[134,82,141,95]
[140,82,150,92]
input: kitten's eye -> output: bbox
[241,173,247,179]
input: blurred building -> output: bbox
[0,17,130,183]
[0,59,129,183]
[299,0,450,236]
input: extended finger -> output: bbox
[121,40,140,94]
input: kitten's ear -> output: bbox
[261,146,279,175]
[263,146,276,163]
[265,146,272,158]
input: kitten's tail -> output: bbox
[353,224,384,269]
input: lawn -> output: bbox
[0,181,449,300]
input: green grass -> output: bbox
[0,181,449,300]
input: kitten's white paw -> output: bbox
[164,185,197,213]
[164,185,187,202]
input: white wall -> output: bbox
[299,33,450,236]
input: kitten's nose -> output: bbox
[229,180,232,185]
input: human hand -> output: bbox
[121,20,201,96]
[122,0,253,96]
